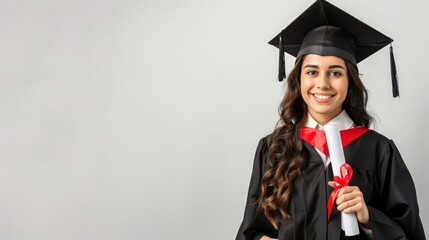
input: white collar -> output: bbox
[305,110,355,130]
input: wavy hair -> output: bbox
[257,56,373,229]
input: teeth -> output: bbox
[313,94,332,99]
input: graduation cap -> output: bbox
[269,0,399,97]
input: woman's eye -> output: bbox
[329,71,342,77]
[306,70,317,75]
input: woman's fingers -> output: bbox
[336,195,362,211]
[328,181,336,188]
[336,187,362,203]
[336,187,362,206]
[333,185,370,226]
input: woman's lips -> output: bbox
[311,93,335,103]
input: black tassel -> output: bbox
[278,34,286,82]
[390,44,400,97]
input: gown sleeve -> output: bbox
[235,136,278,240]
[369,139,426,240]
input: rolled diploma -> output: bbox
[324,123,360,236]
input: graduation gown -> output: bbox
[236,130,426,240]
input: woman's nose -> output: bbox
[316,74,330,89]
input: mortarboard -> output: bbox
[269,0,399,97]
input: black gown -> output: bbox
[236,130,426,240]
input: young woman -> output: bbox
[236,1,425,239]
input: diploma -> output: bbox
[324,123,360,236]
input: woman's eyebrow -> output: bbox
[328,65,345,69]
[303,64,319,69]
[303,64,345,69]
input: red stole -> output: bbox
[300,126,370,155]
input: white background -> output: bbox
[1,0,428,239]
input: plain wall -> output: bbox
[0,0,428,239]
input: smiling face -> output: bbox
[300,54,349,124]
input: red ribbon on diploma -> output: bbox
[327,163,353,222]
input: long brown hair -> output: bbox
[257,56,373,229]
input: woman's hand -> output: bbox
[328,181,371,228]
[260,236,278,240]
